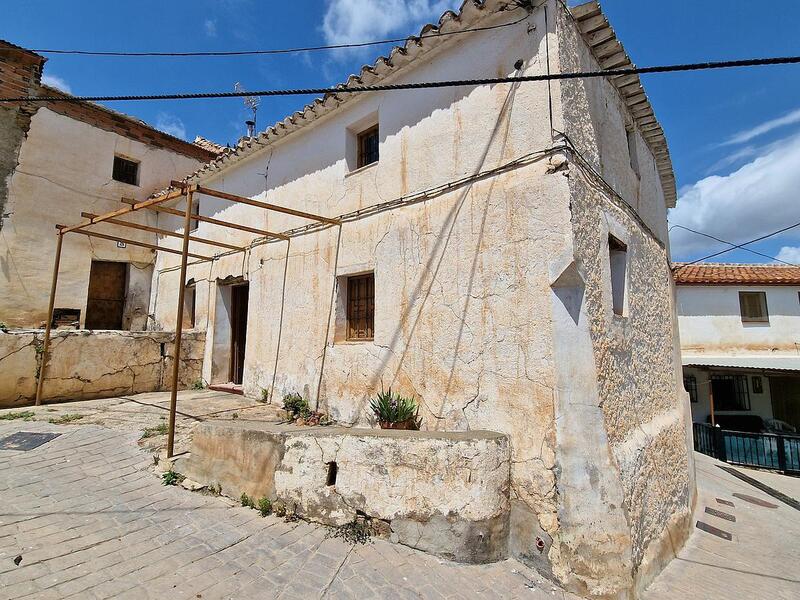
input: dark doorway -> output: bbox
[85,261,126,330]
[770,377,800,430]
[230,283,249,385]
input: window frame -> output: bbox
[684,374,698,403]
[356,125,380,169]
[346,272,374,341]
[112,155,140,186]
[625,126,640,179]
[189,200,200,232]
[738,291,769,323]
[711,373,751,411]
[608,234,628,317]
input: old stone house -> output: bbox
[141,1,694,596]
[675,263,800,432]
[0,40,218,330]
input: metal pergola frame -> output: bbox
[39,180,340,457]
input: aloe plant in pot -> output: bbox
[370,388,420,430]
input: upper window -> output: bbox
[608,235,628,316]
[347,273,374,341]
[739,291,768,323]
[711,374,750,411]
[112,155,139,185]
[357,125,379,168]
[190,200,200,232]
[626,127,640,179]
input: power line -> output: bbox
[669,224,795,266]
[2,54,800,104]
[15,9,529,58]
[673,220,800,268]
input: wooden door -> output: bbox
[85,261,126,330]
[230,284,249,385]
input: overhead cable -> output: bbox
[669,224,795,266]
[2,55,800,104]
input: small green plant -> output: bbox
[141,423,169,439]
[283,392,311,419]
[257,497,272,517]
[240,492,255,508]
[191,379,207,390]
[48,413,83,425]
[0,411,36,421]
[162,470,185,486]
[370,388,419,427]
[0,321,8,332]
[260,388,270,403]
[328,519,372,545]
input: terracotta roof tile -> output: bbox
[672,263,800,286]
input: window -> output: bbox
[112,155,139,185]
[626,127,640,178]
[357,125,379,168]
[347,273,374,340]
[608,235,628,316]
[183,284,196,329]
[711,374,750,411]
[190,200,200,232]
[752,376,763,394]
[684,374,698,403]
[739,291,768,323]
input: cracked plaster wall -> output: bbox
[152,2,692,597]
[0,107,204,328]
[0,329,204,407]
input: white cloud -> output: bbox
[321,0,458,47]
[704,145,757,175]
[669,132,800,259]
[155,113,187,140]
[776,246,800,264]
[41,74,71,94]
[721,107,800,146]
[204,19,217,37]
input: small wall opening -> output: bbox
[326,461,338,486]
[608,235,628,317]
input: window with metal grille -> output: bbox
[739,291,768,322]
[112,156,139,185]
[347,273,374,340]
[711,374,750,411]
[357,125,379,168]
[684,374,698,403]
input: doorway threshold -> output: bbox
[208,383,244,396]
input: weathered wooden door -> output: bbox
[85,261,126,330]
[230,284,249,385]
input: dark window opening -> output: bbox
[51,308,81,329]
[112,156,139,185]
[739,291,769,323]
[684,374,698,403]
[357,125,379,168]
[626,127,640,178]
[711,374,750,411]
[190,200,200,232]
[752,376,763,394]
[326,462,338,486]
[347,273,374,341]
[183,284,196,329]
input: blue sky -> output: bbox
[3,0,800,263]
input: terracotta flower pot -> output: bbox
[379,418,418,431]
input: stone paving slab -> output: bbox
[0,420,572,599]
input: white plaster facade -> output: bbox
[675,277,800,430]
[147,1,692,597]
[0,93,212,328]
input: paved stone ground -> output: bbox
[1,394,798,599]
[0,420,575,600]
[643,452,800,600]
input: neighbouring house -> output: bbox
[675,262,800,433]
[0,39,219,330]
[142,1,693,596]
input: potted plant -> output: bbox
[370,388,420,430]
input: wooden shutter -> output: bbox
[347,274,374,340]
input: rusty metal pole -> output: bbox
[35,230,64,406]
[167,189,194,458]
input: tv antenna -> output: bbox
[234,81,260,138]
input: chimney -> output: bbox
[245,120,255,139]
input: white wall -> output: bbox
[677,285,800,354]
[0,107,204,328]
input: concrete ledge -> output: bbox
[180,420,511,563]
